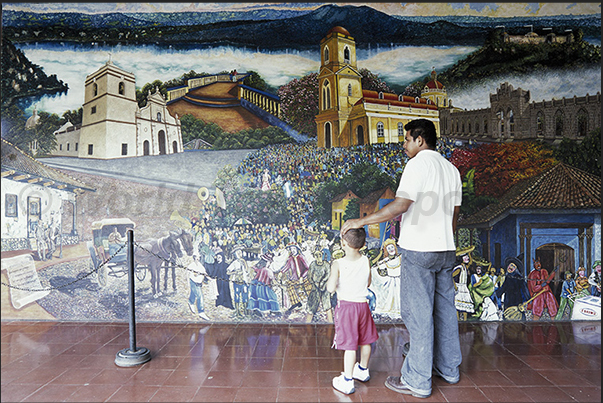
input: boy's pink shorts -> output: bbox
[332,300,379,350]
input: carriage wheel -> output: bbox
[135,265,147,282]
[97,264,108,287]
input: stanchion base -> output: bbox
[115,347,151,367]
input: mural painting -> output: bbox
[1,3,601,326]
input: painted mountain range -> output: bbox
[3,4,601,48]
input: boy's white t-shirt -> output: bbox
[336,255,370,303]
[396,149,462,252]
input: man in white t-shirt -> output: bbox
[341,118,462,399]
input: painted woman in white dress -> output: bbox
[369,238,401,319]
[261,169,271,191]
[453,246,476,321]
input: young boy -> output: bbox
[326,228,379,394]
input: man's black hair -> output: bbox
[404,119,437,149]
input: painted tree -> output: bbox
[136,79,165,108]
[450,141,557,199]
[359,68,393,93]
[277,72,319,137]
[213,164,290,226]
[553,128,601,176]
[25,111,61,157]
[60,107,83,126]
[243,70,273,92]
[312,162,396,224]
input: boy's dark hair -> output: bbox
[404,118,437,149]
[343,228,366,250]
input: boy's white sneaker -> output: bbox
[332,373,355,394]
[352,362,370,381]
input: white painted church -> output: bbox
[52,59,183,159]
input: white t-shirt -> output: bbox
[336,255,371,303]
[396,149,461,252]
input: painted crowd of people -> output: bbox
[172,140,599,323]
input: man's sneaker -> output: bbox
[384,376,430,398]
[198,312,210,321]
[432,367,459,384]
[352,362,370,382]
[188,302,196,314]
[402,342,410,356]
[332,373,355,394]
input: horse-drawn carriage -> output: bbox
[87,218,147,287]
[87,218,195,293]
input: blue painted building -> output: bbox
[458,163,601,295]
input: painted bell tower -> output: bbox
[79,56,138,159]
[315,26,363,148]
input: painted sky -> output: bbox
[2,2,601,17]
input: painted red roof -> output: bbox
[357,90,437,110]
[425,80,444,90]
[459,163,601,227]
[330,190,359,203]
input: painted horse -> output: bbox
[135,229,192,298]
[163,229,194,293]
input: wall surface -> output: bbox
[1,3,601,327]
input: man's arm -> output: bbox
[341,197,413,235]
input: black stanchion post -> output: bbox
[115,229,151,367]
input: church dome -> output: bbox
[425,68,444,90]
[327,26,351,37]
[426,80,444,90]
[25,107,40,129]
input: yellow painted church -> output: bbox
[315,26,441,148]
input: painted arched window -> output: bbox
[93,83,98,97]
[344,46,350,63]
[537,112,544,133]
[508,109,515,134]
[347,84,352,97]
[555,110,564,137]
[483,118,488,133]
[325,122,332,148]
[157,112,162,122]
[172,141,178,154]
[158,130,166,155]
[475,121,480,134]
[577,109,588,136]
[415,97,420,103]
[468,122,471,133]
[356,126,364,145]
[378,92,384,99]
[322,81,331,110]
[324,46,330,63]
[498,110,505,135]
[118,82,125,95]
[398,95,404,101]
[377,122,384,137]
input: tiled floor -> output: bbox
[1,320,600,402]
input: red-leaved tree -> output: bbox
[277,73,319,137]
[450,141,557,199]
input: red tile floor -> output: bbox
[1,320,600,402]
